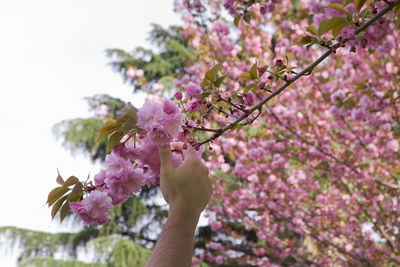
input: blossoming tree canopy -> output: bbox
[48,0,400,265]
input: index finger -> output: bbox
[158,145,173,172]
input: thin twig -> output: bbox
[187,125,221,133]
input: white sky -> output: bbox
[0,0,180,265]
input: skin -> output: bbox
[144,145,213,267]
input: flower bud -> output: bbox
[275,59,283,67]
[174,91,183,100]
[257,82,266,90]
[257,66,266,74]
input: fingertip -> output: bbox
[158,145,173,170]
[171,141,184,153]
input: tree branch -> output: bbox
[193,0,400,146]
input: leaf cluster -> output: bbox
[47,172,83,223]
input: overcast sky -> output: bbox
[0,1,180,265]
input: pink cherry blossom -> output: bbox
[137,102,163,131]
[124,168,146,195]
[104,153,131,177]
[70,190,112,226]
[184,83,202,99]
[386,139,399,153]
[187,100,201,112]
[162,98,180,114]
[84,191,113,222]
[147,126,173,146]
[243,92,255,106]
[160,112,185,137]
[330,89,346,104]
[94,169,107,186]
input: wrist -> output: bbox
[167,201,201,228]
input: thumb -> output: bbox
[158,145,173,172]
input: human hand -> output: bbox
[158,144,213,217]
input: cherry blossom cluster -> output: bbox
[55,0,400,265]
[70,99,186,226]
[175,0,400,265]
[223,0,278,17]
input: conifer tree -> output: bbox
[0,23,206,267]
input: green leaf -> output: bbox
[345,13,353,23]
[395,4,400,15]
[234,16,241,27]
[213,64,223,73]
[306,25,317,35]
[201,91,211,99]
[295,35,313,45]
[323,3,350,14]
[250,62,258,79]
[51,195,68,220]
[243,12,251,24]
[59,202,70,223]
[214,75,227,88]
[354,0,367,12]
[332,22,347,37]
[125,108,138,122]
[238,72,252,81]
[200,79,210,88]
[71,182,83,193]
[360,8,369,20]
[318,17,347,36]
[64,176,79,187]
[343,0,353,7]
[244,84,257,93]
[96,119,120,143]
[123,120,137,135]
[107,130,124,153]
[67,182,83,202]
[47,187,69,207]
[205,69,216,82]
[205,64,222,82]
[249,10,256,19]
[290,0,301,10]
[396,13,400,28]
[67,191,83,202]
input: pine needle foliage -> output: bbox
[0,226,99,263]
[19,257,106,267]
[52,95,125,162]
[106,24,195,90]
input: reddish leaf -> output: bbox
[56,169,64,186]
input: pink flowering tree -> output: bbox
[48,0,400,265]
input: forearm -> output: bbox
[145,205,200,267]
